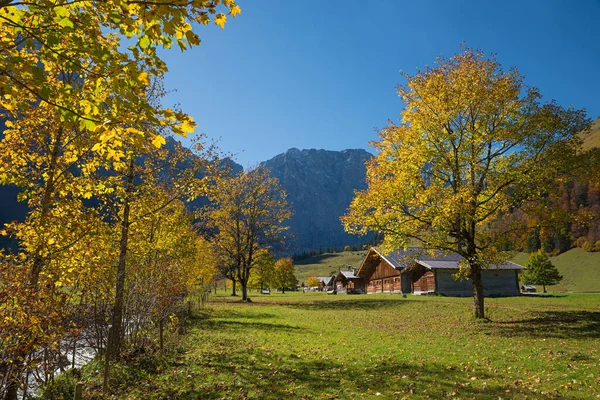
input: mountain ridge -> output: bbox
[260,147,372,253]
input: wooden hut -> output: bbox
[335,268,365,294]
[357,247,524,296]
[317,275,336,291]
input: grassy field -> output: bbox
[512,248,600,292]
[78,291,600,399]
[295,250,367,282]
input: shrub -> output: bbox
[582,240,594,252]
[575,237,587,248]
[595,240,600,252]
[38,368,80,400]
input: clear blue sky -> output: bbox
[160,0,600,167]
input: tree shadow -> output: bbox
[295,253,340,265]
[288,297,408,311]
[203,319,303,333]
[213,309,279,321]
[156,348,548,400]
[486,310,600,339]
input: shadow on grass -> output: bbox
[288,297,408,311]
[294,253,339,265]
[522,293,568,298]
[195,312,303,334]
[487,310,600,339]
[153,347,545,400]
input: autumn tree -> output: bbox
[0,1,241,166]
[522,251,563,293]
[273,258,298,293]
[208,166,292,302]
[305,276,321,288]
[97,128,217,390]
[343,48,589,319]
[0,76,114,399]
[248,249,276,290]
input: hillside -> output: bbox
[580,117,600,151]
[512,248,600,293]
[295,250,367,282]
[262,148,373,253]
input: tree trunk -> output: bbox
[231,278,237,296]
[4,379,18,400]
[4,131,65,400]
[241,281,249,301]
[543,284,547,293]
[159,319,164,351]
[103,156,135,392]
[470,264,485,319]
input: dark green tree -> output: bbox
[522,251,563,293]
[527,230,541,252]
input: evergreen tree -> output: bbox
[522,251,563,293]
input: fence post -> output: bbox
[74,382,83,400]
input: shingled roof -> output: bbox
[357,247,523,278]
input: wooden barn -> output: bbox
[317,275,336,291]
[335,268,365,294]
[357,247,524,296]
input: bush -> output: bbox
[38,368,80,400]
[582,240,594,252]
[343,245,352,252]
[595,240,600,252]
[575,237,587,248]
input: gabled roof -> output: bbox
[416,259,524,270]
[357,247,524,279]
[335,269,363,282]
[318,276,334,285]
[338,270,356,279]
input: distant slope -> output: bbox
[580,117,600,151]
[512,248,600,292]
[262,148,373,253]
[295,250,367,283]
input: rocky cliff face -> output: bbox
[0,137,371,253]
[261,148,372,253]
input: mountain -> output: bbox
[0,136,243,250]
[261,148,373,253]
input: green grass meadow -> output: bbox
[295,251,367,282]
[512,248,600,293]
[79,291,600,399]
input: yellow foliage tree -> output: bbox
[0,1,241,165]
[208,166,292,301]
[273,258,298,294]
[343,48,590,319]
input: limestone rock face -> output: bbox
[261,148,372,253]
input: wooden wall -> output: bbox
[435,269,520,296]
[366,260,401,293]
[413,271,435,293]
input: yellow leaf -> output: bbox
[137,71,150,85]
[180,119,196,135]
[214,14,226,29]
[230,5,242,18]
[152,135,166,148]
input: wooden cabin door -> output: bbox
[420,275,429,292]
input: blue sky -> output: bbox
[160,0,600,167]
